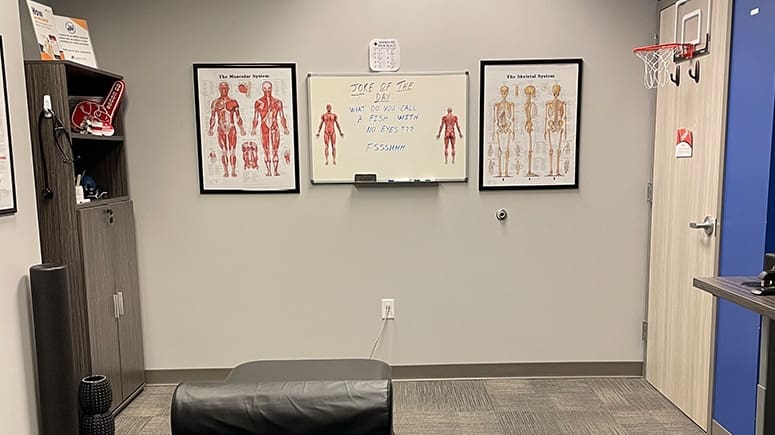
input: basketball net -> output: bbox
[633,43,694,89]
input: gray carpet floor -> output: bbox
[116,378,704,434]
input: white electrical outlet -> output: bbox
[381,298,395,320]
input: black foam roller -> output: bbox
[79,412,115,435]
[79,375,112,415]
[30,264,78,435]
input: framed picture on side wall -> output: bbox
[193,63,300,194]
[479,58,582,190]
[0,36,18,215]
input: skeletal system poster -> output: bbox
[194,64,299,193]
[480,59,582,190]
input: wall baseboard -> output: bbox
[145,361,643,384]
[392,361,642,380]
[146,368,231,384]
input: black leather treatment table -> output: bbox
[171,359,392,435]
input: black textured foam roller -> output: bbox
[79,412,115,435]
[79,375,112,415]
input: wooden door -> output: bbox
[112,201,146,399]
[645,1,732,430]
[79,205,123,409]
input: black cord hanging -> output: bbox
[36,109,75,200]
[37,111,54,199]
[52,113,75,163]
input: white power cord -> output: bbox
[369,305,391,359]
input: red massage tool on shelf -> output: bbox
[71,80,125,136]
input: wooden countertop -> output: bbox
[694,276,775,319]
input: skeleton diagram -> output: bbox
[523,85,539,177]
[544,84,567,176]
[208,82,246,178]
[251,81,289,176]
[316,104,343,165]
[436,107,463,164]
[492,85,516,177]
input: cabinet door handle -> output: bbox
[117,291,125,316]
[113,294,120,319]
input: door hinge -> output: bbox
[642,320,648,341]
[646,182,653,206]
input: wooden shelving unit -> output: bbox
[72,133,126,142]
[24,60,144,424]
[75,195,131,210]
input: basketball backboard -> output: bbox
[674,0,711,61]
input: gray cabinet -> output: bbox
[25,61,144,416]
[113,203,145,399]
[78,200,145,410]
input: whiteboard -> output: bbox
[307,72,468,183]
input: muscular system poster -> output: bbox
[194,63,299,193]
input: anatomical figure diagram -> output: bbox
[492,85,516,177]
[436,108,463,164]
[544,84,567,176]
[523,85,539,177]
[208,82,246,177]
[241,141,259,170]
[316,104,343,165]
[251,81,290,176]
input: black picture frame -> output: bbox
[193,63,300,194]
[479,58,583,191]
[0,36,18,215]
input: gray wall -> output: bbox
[1,0,42,432]
[18,0,44,60]
[56,0,657,369]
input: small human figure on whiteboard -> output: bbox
[436,107,463,164]
[251,81,289,176]
[208,82,246,178]
[316,104,344,165]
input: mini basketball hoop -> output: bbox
[633,43,694,88]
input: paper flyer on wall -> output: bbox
[27,0,97,68]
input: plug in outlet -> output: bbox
[381,298,395,320]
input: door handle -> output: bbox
[117,291,125,317]
[689,216,716,236]
[113,294,120,318]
